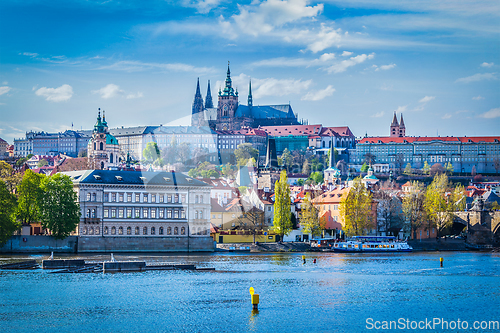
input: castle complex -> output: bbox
[191,63,300,130]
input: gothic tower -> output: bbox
[191,78,205,127]
[248,80,253,108]
[390,112,400,137]
[88,109,120,170]
[399,113,406,137]
[205,80,213,109]
[216,62,239,130]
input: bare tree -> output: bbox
[394,153,404,175]
[375,190,404,236]
[237,207,265,244]
[364,153,376,165]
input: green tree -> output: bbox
[143,142,161,163]
[0,161,22,193]
[300,193,323,236]
[403,163,412,176]
[424,174,465,237]
[0,181,19,246]
[16,170,45,225]
[177,142,191,163]
[39,174,81,239]
[445,162,454,175]
[281,148,293,171]
[273,170,293,239]
[422,161,430,175]
[37,159,49,168]
[339,177,373,236]
[360,163,369,173]
[16,154,34,167]
[402,181,426,239]
[308,171,324,185]
[234,143,258,166]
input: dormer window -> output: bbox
[115,176,123,181]
[93,175,101,180]
[163,177,171,182]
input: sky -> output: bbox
[0,0,499,144]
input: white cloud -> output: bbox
[396,105,407,112]
[455,72,497,83]
[341,51,353,57]
[479,107,500,119]
[182,0,222,14]
[92,84,124,99]
[480,62,494,68]
[326,53,375,74]
[21,52,38,58]
[301,85,335,101]
[126,92,144,99]
[232,0,324,37]
[442,113,452,119]
[305,24,342,53]
[253,77,312,99]
[35,84,73,102]
[377,63,396,71]
[251,52,336,68]
[472,95,484,100]
[371,111,385,118]
[319,53,335,61]
[419,96,436,103]
[0,86,11,95]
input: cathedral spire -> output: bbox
[191,78,204,126]
[195,77,202,98]
[223,61,234,96]
[399,113,405,128]
[248,80,253,107]
[205,80,213,108]
[391,111,399,126]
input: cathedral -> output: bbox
[191,64,300,130]
[390,112,406,137]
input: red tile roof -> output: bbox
[359,136,500,144]
[259,124,322,136]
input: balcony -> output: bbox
[84,218,101,224]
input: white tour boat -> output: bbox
[332,236,412,253]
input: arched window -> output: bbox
[159,227,164,235]
[135,226,139,235]
[203,229,208,235]
[94,142,96,150]
[195,211,198,219]
[151,227,155,235]
[89,227,94,235]
[86,209,91,218]
[143,227,147,235]
[100,142,103,150]
[111,226,116,235]
[104,226,108,235]
[127,227,131,235]
[118,227,123,235]
[195,195,199,203]
[167,227,172,235]
[101,162,104,170]
[110,153,113,163]
[81,227,87,235]
[174,227,178,235]
[181,227,185,235]
[200,196,203,203]
[91,209,96,218]
[199,210,203,219]
[95,226,100,235]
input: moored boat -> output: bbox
[332,236,412,253]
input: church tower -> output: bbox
[248,80,253,108]
[205,80,213,109]
[399,113,406,137]
[390,112,400,137]
[88,109,120,170]
[216,62,239,130]
[191,78,205,127]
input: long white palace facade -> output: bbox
[63,169,213,252]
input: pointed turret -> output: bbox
[191,78,205,126]
[399,114,405,128]
[102,110,108,130]
[265,138,278,169]
[205,80,213,108]
[399,113,406,137]
[391,112,399,126]
[248,80,253,107]
[222,61,235,96]
[94,108,105,133]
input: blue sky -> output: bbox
[0,0,498,144]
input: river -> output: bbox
[1,252,499,332]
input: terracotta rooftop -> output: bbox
[259,124,322,136]
[359,136,500,144]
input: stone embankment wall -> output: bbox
[77,236,215,253]
[0,236,78,253]
[454,211,500,246]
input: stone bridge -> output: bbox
[454,211,500,246]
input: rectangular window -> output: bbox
[159,209,164,218]
[167,209,172,219]
[118,209,124,218]
[174,210,179,219]
[174,194,179,203]
[119,194,124,202]
[143,209,148,219]
[151,209,156,218]
[87,193,91,201]
[104,193,109,202]
[135,209,140,218]
[167,194,172,203]
[127,194,132,202]
[143,194,148,203]
[181,210,186,219]
[104,209,109,218]
[181,194,186,203]
[135,194,140,202]
[111,209,116,218]
[159,195,164,203]
[127,208,132,218]
[152,195,156,203]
